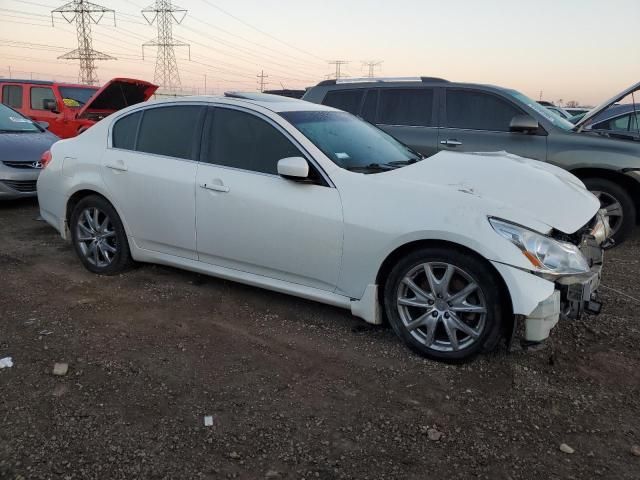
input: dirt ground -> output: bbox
[1,198,639,480]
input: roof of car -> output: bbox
[0,79,54,86]
[307,77,510,94]
[156,92,333,113]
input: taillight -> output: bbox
[41,150,52,169]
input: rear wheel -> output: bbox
[70,195,134,275]
[383,247,504,362]
[583,178,635,245]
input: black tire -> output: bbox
[70,195,134,275]
[583,178,636,245]
[383,247,505,362]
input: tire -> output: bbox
[70,195,134,275]
[383,247,505,362]
[583,178,636,245]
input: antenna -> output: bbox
[257,70,268,92]
[142,0,190,92]
[362,60,383,78]
[52,0,116,85]
[328,60,349,79]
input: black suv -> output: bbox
[302,77,640,244]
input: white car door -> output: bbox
[195,106,343,292]
[101,104,206,260]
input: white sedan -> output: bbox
[37,93,609,361]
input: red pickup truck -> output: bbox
[0,78,158,138]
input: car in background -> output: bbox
[578,104,639,137]
[538,101,572,120]
[302,77,640,244]
[0,78,158,139]
[37,93,609,362]
[565,106,592,117]
[0,103,58,199]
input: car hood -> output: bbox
[0,131,59,162]
[383,151,599,234]
[575,80,640,131]
[77,78,158,118]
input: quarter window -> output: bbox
[112,111,142,150]
[378,89,434,127]
[2,85,23,109]
[136,105,204,160]
[30,87,56,110]
[446,90,521,132]
[206,108,301,175]
[322,90,364,115]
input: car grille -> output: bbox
[1,180,38,192]
[3,161,41,169]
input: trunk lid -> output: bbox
[76,78,158,119]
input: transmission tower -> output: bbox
[257,70,269,92]
[362,60,383,78]
[51,0,116,86]
[142,0,190,92]
[328,60,349,79]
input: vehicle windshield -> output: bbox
[505,89,575,131]
[0,103,41,133]
[280,110,421,173]
[59,86,98,108]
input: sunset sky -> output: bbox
[0,0,638,105]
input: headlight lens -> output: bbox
[489,218,590,276]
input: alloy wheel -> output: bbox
[75,207,118,268]
[396,262,487,352]
[590,190,623,237]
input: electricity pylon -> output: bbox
[328,60,349,79]
[142,0,190,92]
[52,0,116,86]
[257,70,268,92]
[362,60,383,78]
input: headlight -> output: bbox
[489,218,590,277]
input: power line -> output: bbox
[142,0,190,91]
[51,0,116,85]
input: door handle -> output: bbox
[200,183,230,193]
[104,162,128,172]
[440,139,463,146]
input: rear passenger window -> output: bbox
[2,85,22,109]
[136,106,204,160]
[112,112,141,150]
[446,90,521,132]
[206,108,301,175]
[379,89,433,126]
[30,87,56,110]
[322,90,363,115]
[361,90,378,123]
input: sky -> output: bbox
[0,0,638,105]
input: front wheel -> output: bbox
[383,248,505,362]
[583,178,636,245]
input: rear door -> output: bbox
[376,88,439,157]
[440,88,547,161]
[1,84,25,112]
[101,104,205,259]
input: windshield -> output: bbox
[0,103,41,133]
[280,110,421,173]
[505,89,575,131]
[59,86,98,108]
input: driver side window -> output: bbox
[205,108,301,175]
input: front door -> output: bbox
[101,104,206,259]
[439,88,547,161]
[195,106,343,292]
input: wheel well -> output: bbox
[375,239,514,334]
[571,168,640,222]
[65,190,107,227]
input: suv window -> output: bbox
[2,85,22,109]
[30,87,56,110]
[206,108,301,175]
[378,89,433,127]
[112,111,142,150]
[446,90,520,131]
[322,90,363,115]
[136,105,204,160]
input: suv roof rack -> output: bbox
[316,76,449,86]
[224,91,302,103]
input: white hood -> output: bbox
[385,151,600,234]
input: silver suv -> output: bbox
[303,77,640,244]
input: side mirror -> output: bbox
[43,99,59,113]
[36,121,49,130]
[510,114,539,133]
[277,156,309,180]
